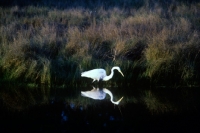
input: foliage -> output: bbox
[0,0,200,87]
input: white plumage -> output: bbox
[81,66,124,82]
[81,87,106,100]
[81,87,123,105]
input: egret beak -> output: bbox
[119,71,124,77]
[114,96,124,105]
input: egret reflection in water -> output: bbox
[81,87,123,105]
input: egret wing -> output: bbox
[81,69,106,81]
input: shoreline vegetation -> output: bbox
[0,0,200,88]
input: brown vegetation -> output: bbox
[0,0,200,87]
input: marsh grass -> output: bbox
[0,0,200,87]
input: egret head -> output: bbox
[113,66,124,77]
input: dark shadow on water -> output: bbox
[0,86,200,132]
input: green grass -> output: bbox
[0,0,200,87]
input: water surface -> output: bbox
[0,86,200,133]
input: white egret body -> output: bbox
[81,87,123,105]
[81,66,124,82]
[81,88,106,100]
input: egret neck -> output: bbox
[102,68,114,81]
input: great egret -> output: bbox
[81,87,123,105]
[81,66,124,82]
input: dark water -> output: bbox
[0,86,200,133]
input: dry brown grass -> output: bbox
[0,0,200,87]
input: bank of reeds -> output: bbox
[0,0,200,87]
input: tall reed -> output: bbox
[0,0,200,87]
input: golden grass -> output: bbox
[0,0,200,87]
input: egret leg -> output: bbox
[98,78,103,88]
